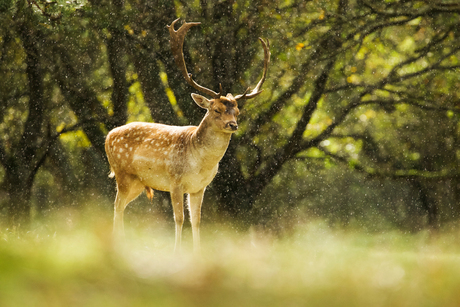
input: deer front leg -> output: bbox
[188,188,205,254]
[170,186,184,253]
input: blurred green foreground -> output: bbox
[1,210,460,307]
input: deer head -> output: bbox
[167,18,271,132]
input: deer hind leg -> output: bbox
[170,186,184,253]
[113,173,144,235]
[188,188,205,254]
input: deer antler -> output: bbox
[234,38,271,101]
[167,18,221,99]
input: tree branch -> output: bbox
[286,60,336,153]
[360,98,460,113]
[242,33,339,144]
[319,146,460,180]
[246,58,337,196]
[0,141,7,167]
[106,29,129,127]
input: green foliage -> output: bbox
[1,0,460,226]
[0,0,13,12]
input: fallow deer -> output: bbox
[105,19,270,253]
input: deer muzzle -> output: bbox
[226,121,238,131]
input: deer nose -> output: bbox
[226,121,238,131]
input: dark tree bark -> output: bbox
[0,7,49,225]
[412,179,439,230]
[106,0,128,128]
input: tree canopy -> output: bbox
[1,0,460,229]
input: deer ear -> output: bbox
[191,93,212,109]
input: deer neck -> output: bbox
[191,113,232,163]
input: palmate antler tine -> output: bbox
[167,18,221,99]
[235,38,271,100]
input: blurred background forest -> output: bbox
[1,0,460,232]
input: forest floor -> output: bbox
[1,207,460,307]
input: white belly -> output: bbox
[131,153,219,194]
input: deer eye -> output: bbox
[214,110,221,114]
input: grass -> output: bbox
[1,208,460,307]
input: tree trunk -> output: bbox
[4,170,33,227]
[106,0,128,128]
[412,179,439,230]
[212,142,258,217]
[2,12,47,225]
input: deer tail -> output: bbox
[108,167,115,178]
